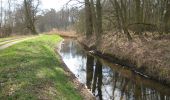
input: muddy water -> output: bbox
[58,39,170,100]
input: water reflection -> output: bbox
[58,39,87,83]
[58,39,170,100]
[86,55,94,89]
[86,55,103,99]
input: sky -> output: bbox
[1,0,82,11]
[41,0,68,11]
[41,0,81,11]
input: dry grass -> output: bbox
[48,29,77,38]
[79,32,170,84]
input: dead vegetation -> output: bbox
[48,29,77,38]
[79,33,170,85]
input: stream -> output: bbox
[58,39,170,100]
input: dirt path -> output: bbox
[0,37,37,50]
[0,38,24,45]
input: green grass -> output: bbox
[0,35,82,100]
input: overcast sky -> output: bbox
[2,0,82,11]
[41,0,82,11]
[41,0,68,11]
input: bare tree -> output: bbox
[85,0,93,37]
[24,0,40,34]
[95,0,103,44]
[164,0,170,34]
[0,0,2,28]
[112,0,132,40]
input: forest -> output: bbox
[0,0,169,37]
[0,0,170,100]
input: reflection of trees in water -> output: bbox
[59,39,87,83]
[86,55,103,99]
[60,40,170,100]
[78,56,86,71]
[86,55,170,100]
[60,40,86,58]
[97,60,103,100]
[86,55,94,89]
[111,73,170,100]
[93,59,103,100]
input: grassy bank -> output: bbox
[0,35,82,99]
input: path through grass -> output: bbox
[0,35,82,100]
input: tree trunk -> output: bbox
[85,0,93,37]
[90,0,97,34]
[96,0,103,45]
[24,0,37,34]
[135,0,143,34]
[164,1,170,34]
[0,0,2,28]
[135,0,142,22]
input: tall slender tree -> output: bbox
[85,0,93,37]
[164,0,170,33]
[95,0,103,44]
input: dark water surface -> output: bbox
[58,39,170,100]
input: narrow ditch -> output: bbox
[58,39,170,100]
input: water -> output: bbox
[58,39,170,100]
